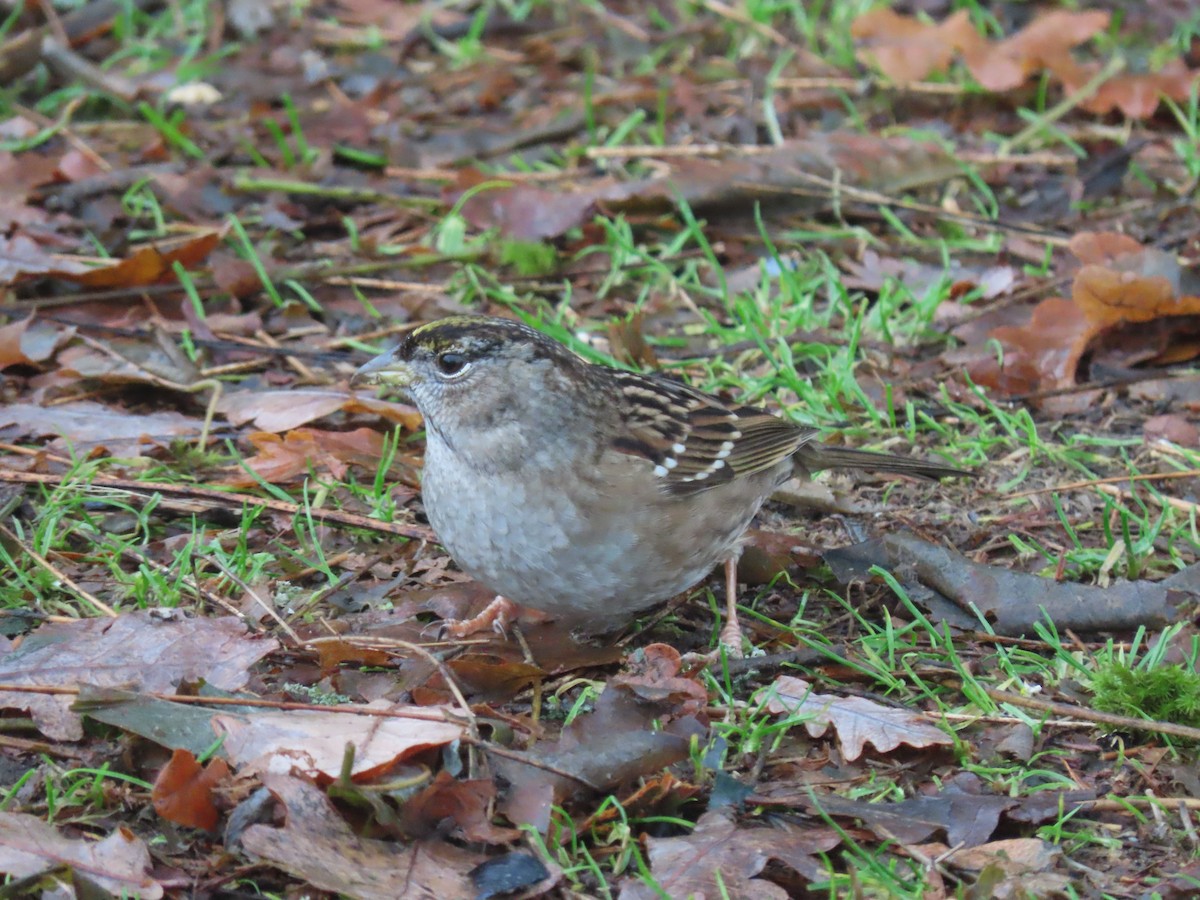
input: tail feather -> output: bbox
[794,444,969,480]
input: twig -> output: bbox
[934,673,1200,742]
[1096,482,1200,516]
[1009,469,1200,499]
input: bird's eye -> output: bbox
[435,352,469,377]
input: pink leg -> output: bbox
[440,595,519,639]
[716,557,745,658]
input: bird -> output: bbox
[351,314,967,654]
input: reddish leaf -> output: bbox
[152,748,231,830]
[25,232,221,288]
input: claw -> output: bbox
[438,596,518,640]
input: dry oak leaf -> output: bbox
[217,388,421,433]
[850,8,984,84]
[19,232,221,289]
[0,316,73,369]
[0,612,278,740]
[1051,56,1199,118]
[225,427,390,487]
[967,232,1200,399]
[213,701,465,780]
[0,812,162,898]
[962,10,1109,92]
[949,838,1061,875]
[764,675,951,761]
[242,773,484,900]
[618,810,840,900]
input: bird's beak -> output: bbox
[350,350,413,390]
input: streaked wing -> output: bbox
[606,370,811,496]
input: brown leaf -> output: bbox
[213,701,465,780]
[1052,57,1199,118]
[218,389,353,432]
[444,655,545,703]
[0,400,206,457]
[0,812,163,898]
[29,232,221,289]
[1144,414,1200,447]
[0,233,89,284]
[494,685,702,833]
[610,643,707,719]
[151,748,231,830]
[0,612,278,740]
[963,10,1109,91]
[949,838,1061,874]
[226,427,391,487]
[0,317,74,369]
[398,771,519,844]
[242,774,484,900]
[218,388,423,434]
[813,775,1013,847]
[823,532,1188,636]
[618,810,840,900]
[764,675,951,761]
[851,9,983,84]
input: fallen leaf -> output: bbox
[851,9,983,84]
[0,612,278,740]
[618,810,840,899]
[226,427,393,486]
[0,812,162,898]
[812,775,1013,848]
[213,701,465,780]
[398,771,519,844]
[823,532,1192,636]
[0,400,205,457]
[0,317,74,369]
[1144,414,1200,447]
[963,10,1109,92]
[242,774,485,900]
[152,748,231,830]
[21,232,221,288]
[949,838,1061,874]
[764,675,952,761]
[610,643,707,719]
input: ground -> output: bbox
[1,1,1200,898]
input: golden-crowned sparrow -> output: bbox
[352,315,966,651]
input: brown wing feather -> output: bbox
[605,370,810,496]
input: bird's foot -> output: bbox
[437,595,519,639]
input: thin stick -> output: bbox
[1009,469,1200,499]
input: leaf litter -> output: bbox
[0,1,1198,897]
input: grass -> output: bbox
[3,0,1200,897]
